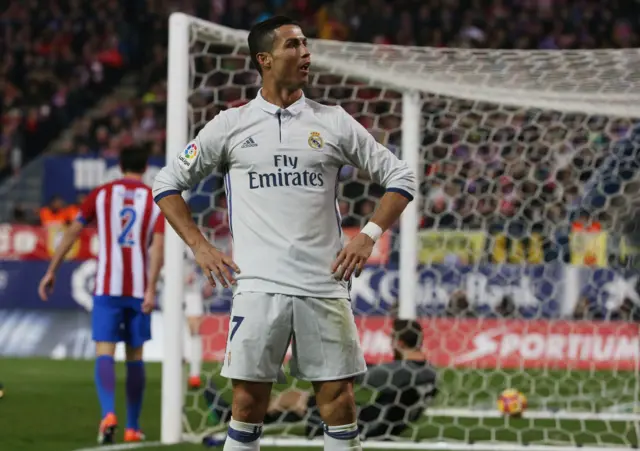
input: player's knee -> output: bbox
[231,381,271,423]
[314,380,357,425]
[95,341,117,357]
[187,317,202,335]
[125,345,144,361]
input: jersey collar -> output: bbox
[255,88,306,116]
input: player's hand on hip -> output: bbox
[331,233,374,281]
[193,241,240,289]
[38,271,55,301]
[142,288,156,314]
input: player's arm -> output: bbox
[42,220,84,279]
[332,108,417,280]
[153,114,240,288]
[147,231,164,290]
[142,219,165,313]
[38,191,98,301]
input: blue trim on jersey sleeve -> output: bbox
[153,190,181,204]
[386,187,414,201]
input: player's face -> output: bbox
[269,25,311,88]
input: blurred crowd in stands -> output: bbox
[3,0,640,235]
[3,0,640,322]
[1,0,155,178]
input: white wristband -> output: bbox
[361,222,383,242]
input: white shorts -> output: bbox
[221,292,367,382]
[184,290,204,317]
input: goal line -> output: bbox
[427,407,640,422]
[189,436,629,451]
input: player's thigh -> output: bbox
[121,298,152,348]
[95,342,117,356]
[291,297,366,381]
[221,292,293,382]
[92,295,125,344]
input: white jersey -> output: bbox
[153,90,416,298]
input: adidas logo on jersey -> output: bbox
[241,137,258,148]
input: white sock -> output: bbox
[223,418,262,450]
[324,423,361,451]
[189,334,202,378]
[182,324,190,362]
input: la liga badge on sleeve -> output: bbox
[178,141,198,168]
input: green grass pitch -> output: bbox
[1,358,637,451]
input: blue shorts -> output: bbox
[92,295,151,347]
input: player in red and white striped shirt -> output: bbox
[38,146,164,445]
[80,176,163,300]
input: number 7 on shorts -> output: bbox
[229,315,244,341]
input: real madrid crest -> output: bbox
[308,131,324,150]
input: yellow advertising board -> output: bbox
[418,230,545,264]
[491,233,544,264]
[416,229,626,268]
[569,231,607,267]
[418,230,486,264]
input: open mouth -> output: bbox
[299,62,310,73]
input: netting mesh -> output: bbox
[178,19,640,449]
[186,17,640,115]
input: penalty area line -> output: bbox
[72,442,163,451]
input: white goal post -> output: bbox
[163,12,640,450]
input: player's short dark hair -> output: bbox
[248,16,299,76]
[119,145,149,174]
[393,319,423,349]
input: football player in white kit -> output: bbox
[154,16,416,451]
[184,250,204,389]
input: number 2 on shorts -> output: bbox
[229,315,244,341]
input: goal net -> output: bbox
[163,12,640,451]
